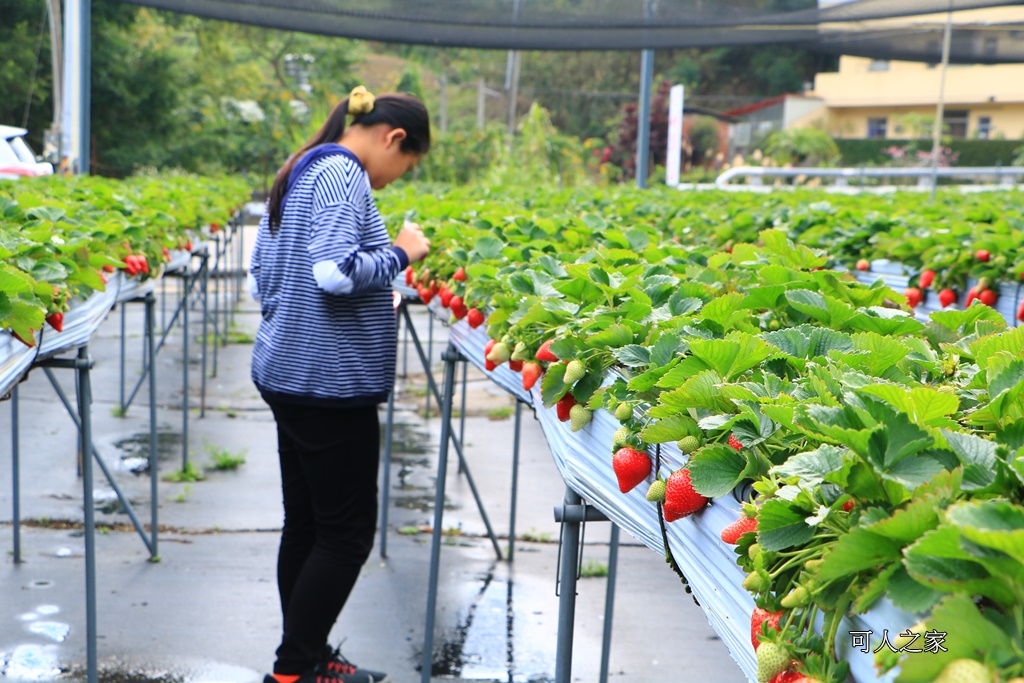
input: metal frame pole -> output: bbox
[401,305,502,559]
[426,315,434,418]
[599,525,621,683]
[458,360,467,475]
[379,300,401,559]
[420,344,459,683]
[508,400,522,562]
[75,346,98,683]
[930,0,954,202]
[41,367,154,553]
[11,384,21,563]
[145,293,159,559]
[182,267,190,470]
[212,235,221,378]
[380,382,396,560]
[554,486,583,683]
[200,251,209,418]
[119,301,126,411]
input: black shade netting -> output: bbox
[115,0,1024,61]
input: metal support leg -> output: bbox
[401,309,409,379]
[401,306,502,560]
[145,294,159,559]
[508,401,522,563]
[200,252,209,418]
[425,314,434,419]
[599,525,620,683]
[11,384,21,563]
[458,360,467,475]
[182,269,190,470]
[41,368,154,554]
[119,302,126,412]
[75,346,99,683]
[420,345,459,683]
[380,385,396,560]
[212,237,220,378]
[554,487,583,683]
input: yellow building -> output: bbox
[808,6,1024,140]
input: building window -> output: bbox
[867,117,888,139]
[944,110,970,138]
[868,59,890,72]
[977,116,993,140]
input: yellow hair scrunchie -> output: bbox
[348,86,375,116]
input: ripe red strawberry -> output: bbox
[162,246,171,262]
[1017,300,1024,322]
[769,672,802,683]
[102,264,115,273]
[975,249,990,262]
[450,296,468,319]
[939,288,957,307]
[612,447,652,493]
[508,359,523,372]
[720,516,758,544]
[467,308,485,328]
[536,339,559,362]
[405,267,414,286]
[663,469,708,522]
[855,259,870,271]
[966,287,979,307]
[185,240,193,252]
[751,607,785,650]
[99,271,108,285]
[904,287,923,308]
[728,434,743,451]
[45,313,64,333]
[439,288,454,308]
[979,288,998,307]
[842,499,856,512]
[418,286,434,304]
[485,359,497,372]
[919,269,936,288]
[522,362,543,391]
[453,267,467,282]
[556,393,576,422]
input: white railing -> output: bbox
[714,165,1024,190]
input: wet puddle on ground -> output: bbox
[112,431,183,474]
[418,564,555,683]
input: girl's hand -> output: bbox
[395,221,431,263]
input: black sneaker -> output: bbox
[321,644,391,683]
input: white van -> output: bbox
[0,125,54,180]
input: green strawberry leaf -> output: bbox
[894,594,1014,683]
[756,498,816,552]
[940,430,999,491]
[816,527,903,582]
[687,444,753,498]
[540,362,567,407]
[638,414,692,444]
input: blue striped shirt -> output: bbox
[249,150,407,407]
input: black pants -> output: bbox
[266,399,380,674]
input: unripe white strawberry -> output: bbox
[569,405,592,432]
[756,642,789,683]
[564,360,586,384]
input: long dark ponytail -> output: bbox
[267,92,431,231]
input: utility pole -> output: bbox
[636,0,656,188]
[47,0,63,162]
[930,0,954,202]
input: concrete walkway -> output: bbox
[0,227,747,683]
